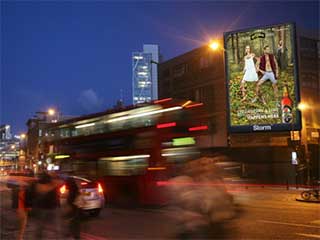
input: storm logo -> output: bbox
[253,125,272,131]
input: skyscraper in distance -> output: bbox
[132,44,159,104]
[0,124,12,140]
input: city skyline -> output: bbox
[1,1,319,134]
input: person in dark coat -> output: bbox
[64,177,82,239]
[30,171,62,239]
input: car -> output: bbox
[59,176,105,216]
[6,170,35,188]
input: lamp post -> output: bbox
[28,107,58,170]
[297,102,311,185]
[208,40,228,146]
[36,107,58,122]
[19,133,27,170]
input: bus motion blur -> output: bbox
[41,99,209,206]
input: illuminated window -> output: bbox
[137,72,148,76]
[133,56,143,60]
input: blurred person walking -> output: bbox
[16,183,32,240]
[168,156,236,239]
[63,177,84,240]
[28,171,62,240]
[7,171,35,240]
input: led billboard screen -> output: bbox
[224,23,301,133]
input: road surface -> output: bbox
[1,180,319,239]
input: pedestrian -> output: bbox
[29,171,62,240]
[63,177,84,239]
[168,156,236,239]
[17,182,33,240]
[7,172,34,240]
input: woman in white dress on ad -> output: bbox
[240,45,258,101]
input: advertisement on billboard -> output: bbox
[224,23,301,133]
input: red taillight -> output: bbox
[60,185,66,194]
[156,122,176,129]
[147,167,167,171]
[97,183,103,193]
[80,182,88,186]
[188,125,208,131]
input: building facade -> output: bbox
[25,111,71,169]
[0,124,20,170]
[298,36,320,182]
[158,35,319,184]
[132,44,159,104]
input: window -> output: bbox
[194,86,214,106]
[200,54,215,70]
[173,64,186,77]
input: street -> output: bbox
[1,182,319,239]
[80,188,320,239]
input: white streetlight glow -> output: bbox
[48,108,56,116]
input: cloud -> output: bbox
[78,89,104,113]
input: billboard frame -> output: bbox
[224,22,301,133]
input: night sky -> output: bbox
[1,1,319,134]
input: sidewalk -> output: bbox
[0,207,20,239]
[0,207,108,240]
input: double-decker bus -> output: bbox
[42,99,209,205]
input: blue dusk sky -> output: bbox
[1,1,319,134]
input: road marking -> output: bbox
[242,203,318,211]
[81,232,109,240]
[258,220,320,229]
[296,233,320,239]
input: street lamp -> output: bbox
[297,101,312,185]
[36,107,58,123]
[209,41,219,51]
[209,40,224,52]
[208,40,228,148]
[36,107,57,117]
[48,108,56,116]
[31,107,58,169]
[297,102,310,112]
